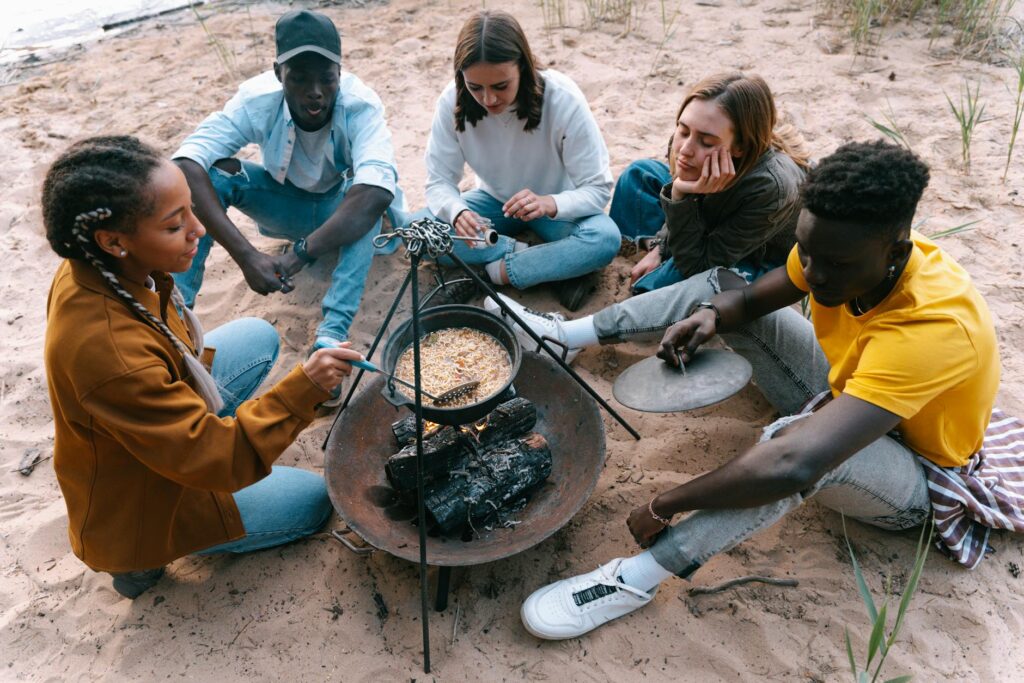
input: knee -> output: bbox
[236,318,281,362]
[271,466,332,528]
[589,216,622,262]
[211,158,242,175]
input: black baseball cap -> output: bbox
[275,10,341,65]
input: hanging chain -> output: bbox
[373,217,456,259]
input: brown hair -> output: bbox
[675,73,810,181]
[453,10,545,132]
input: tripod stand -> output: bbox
[321,218,640,672]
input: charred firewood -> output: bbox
[386,398,537,492]
[390,397,536,445]
[424,432,552,536]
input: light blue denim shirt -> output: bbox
[174,70,403,213]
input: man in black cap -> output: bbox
[172,9,403,366]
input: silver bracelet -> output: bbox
[648,498,672,525]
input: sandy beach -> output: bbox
[1,0,1023,680]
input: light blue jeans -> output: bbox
[417,189,620,288]
[643,268,931,578]
[173,160,393,343]
[198,317,332,554]
[609,158,672,243]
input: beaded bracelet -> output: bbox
[648,498,672,526]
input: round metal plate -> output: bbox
[612,349,753,413]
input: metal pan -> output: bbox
[378,305,523,427]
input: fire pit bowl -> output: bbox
[324,351,606,566]
[379,304,523,427]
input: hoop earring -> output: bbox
[887,264,896,280]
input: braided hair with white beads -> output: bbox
[42,136,223,413]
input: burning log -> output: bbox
[386,397,537,492]
[390,397,536,445]
[424,433,552,536]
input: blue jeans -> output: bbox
[414,189,620,288]
[609,158,671,242]
[198,317,332,553]
[173,160,393,342]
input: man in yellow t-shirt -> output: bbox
[520,140,1001,641]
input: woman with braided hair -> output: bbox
[43,136,362,599]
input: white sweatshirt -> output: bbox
[424,69,613,224]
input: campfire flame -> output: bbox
[456,416,490,443]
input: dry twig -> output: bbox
[688,575,799,596]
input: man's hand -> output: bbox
[238,251,290,296]
[278,249,305,278]
[657,308,717,367]
[630,248,663,286]
[627,502,668,549]
[503,189,557,222]
[671,147,736,199]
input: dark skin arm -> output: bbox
[657,265,804,367]
[627,394,902,547]
[176,158,289,295]
[277,183,394,277]
[175,158,393,289]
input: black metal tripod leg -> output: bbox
[434,566,452,612]
[445,251,641,440]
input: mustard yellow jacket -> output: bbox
[45,261,329,572]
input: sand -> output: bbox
[1,0,1023,680]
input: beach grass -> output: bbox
[1003,23,1024,181]
[819,0,1017,57]
[843,517,933,683]
[946,79,987,174]
[866,99,913,150]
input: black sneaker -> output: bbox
[111,567,165,599]
[420,269,480,308]
[555,272,600,312]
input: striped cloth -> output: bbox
[920,409,1024,569]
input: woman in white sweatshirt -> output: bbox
[423,10,620,310]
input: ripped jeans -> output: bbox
[604,267,932,578]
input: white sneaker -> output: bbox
[483,294,580,364]
[520,558,655,640]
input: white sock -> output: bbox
[617,551,674,593]
[562,316,599,348]
[513,240,530,253]
[485,259,504,285]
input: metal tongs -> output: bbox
[350,359,480,405]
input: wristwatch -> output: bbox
[690,301,721,326]
[293,237,316,265]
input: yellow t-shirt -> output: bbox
[785,232,999,467]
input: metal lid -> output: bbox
[612,349,753,413]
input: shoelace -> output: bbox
[571,563,652,607]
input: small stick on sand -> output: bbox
[688,575,799,596]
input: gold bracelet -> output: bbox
[648,498,672,525]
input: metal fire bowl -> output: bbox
[324,352,606,566]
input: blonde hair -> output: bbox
[676,73,810,181]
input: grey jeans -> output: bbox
[607,268,932,577]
